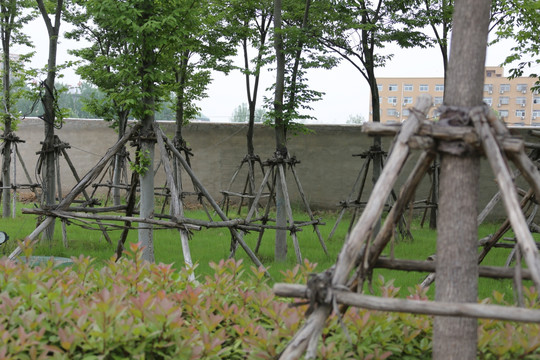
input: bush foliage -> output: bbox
[1,243,540,359]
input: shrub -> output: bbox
[0,243,539,359]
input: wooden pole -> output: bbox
[471,108,540,289]
[154,123,194,280]
[274,283,540,323]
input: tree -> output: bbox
[494,0,540,91]
[230,102,266,122]
[228,0,273,155]
[433,0,491,357]
[317,0,429,235]
[418,0,509,97]
[0,0,34,218]
[36,0,64,241]
[269,0,335,261]
[66,1,138,206]
[71,0,234,262]
[346,114,365,124]
[166,0,236,189]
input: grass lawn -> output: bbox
[0,201,533,302]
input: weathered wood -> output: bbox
[478,191,502,225]
[8,125,140,260]
[278,95,432,360]
[374,258,532,280]
[366,151,435,269]
[278,163,302,263]
[364,122,524,154]
[61,205,128,213]
[471,108,540,290]
[157,126,269,276]
[60,146,112,244]
[273,283,540,323]
[289,164,328,256]
[8,217,55,260]
[155,123,193,278]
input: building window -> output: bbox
[403,97,413,105]
[483,97,492,106]
[484,84,493,93]
[499,96,510,105]
[499,110,509,118]
[402,109,410,117]
[435,84,444,92]
[516,110,526,118]
[516,97,526,106]
[434,97,443,105]
[517,84,528,93]
[419,84,429,92]
[533,110,540,120]
[388,96,397,105]
[389,84,398,91]
[500,84,510,93]
[377,84,383,91]
[534,96,540,104]
[404,84,413,91]
[387,109,399,117]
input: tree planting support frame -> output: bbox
[273,97,540,359]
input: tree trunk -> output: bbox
[138,1,156,263]
[112,110,128,206]
[36,0,63,241]
[1,32,11,218]
[273,0,287,262]
[433,0,491,358]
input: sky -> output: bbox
[18,14,524,124]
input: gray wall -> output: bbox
[13,118,525,221]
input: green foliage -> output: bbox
[230,103,267,123]
[493,0,540,92]
[346,114,366,124]
[265,0,338,138]
[1,246,540,359]
[0,0,37,130]
[129,149,151,176]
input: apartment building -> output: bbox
[370,66,540,126]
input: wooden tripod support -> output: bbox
[274,96,540,360]
[230,152,328,264]
[220,153,268,216]
[327,144,413,242]
[0,132,40,218]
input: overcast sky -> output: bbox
[18,15,524,124]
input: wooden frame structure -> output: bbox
[229,152,329,264]
[273,95,540,359]
[0,132,40,218]
[8,123,270,277]
[327,143,413,242]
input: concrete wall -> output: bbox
[13,118,529,222]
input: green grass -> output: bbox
[0,202,533,302]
